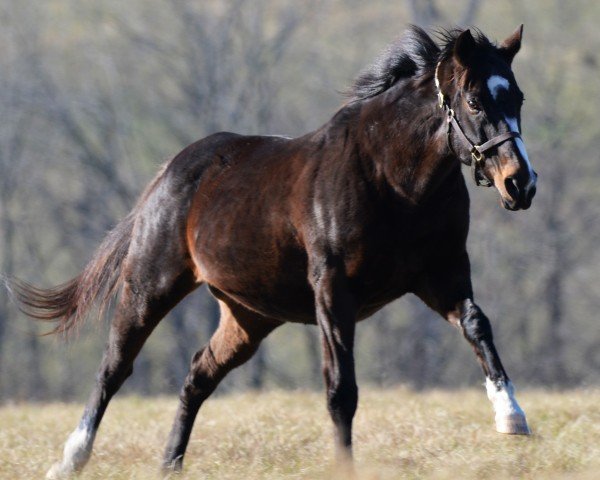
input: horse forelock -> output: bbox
[435,27,496,61]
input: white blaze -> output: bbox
[487,75,510,100]
[486,75,535,188]
[504,116,535,185]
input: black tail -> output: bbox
[8,212,136,335]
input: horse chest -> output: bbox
[345,205,466,310]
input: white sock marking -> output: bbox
[62,425,95,470]
[485,377,526,418]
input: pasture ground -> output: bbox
[0,387,598,479]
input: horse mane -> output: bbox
[346,25,496,101]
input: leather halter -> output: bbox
[434,62,521,187]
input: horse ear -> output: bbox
[499,24,523,64]
[453,29,477,68]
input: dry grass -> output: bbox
[1,388,599,479]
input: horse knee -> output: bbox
[460,300,493,343]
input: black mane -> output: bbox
[346,25,496,101]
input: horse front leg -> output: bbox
[416,253,530,435]
[310,261,358,462]
[454,299,530,434]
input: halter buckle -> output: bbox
[471,148,483,164]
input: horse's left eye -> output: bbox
[467,99,481,112]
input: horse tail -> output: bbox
[8,212,136,335]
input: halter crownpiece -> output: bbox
[434,62,446,110]
[434,61,522,187]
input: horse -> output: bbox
[11,25,536,478]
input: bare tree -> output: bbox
[406,0,483,26]
[107,0,309,390]
[1,0,599,400]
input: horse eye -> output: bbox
[467,99,481,112]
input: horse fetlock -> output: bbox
[45,462,70,479]
[161,455,184,477]
[46,425,95,478]
[45,460,80,480]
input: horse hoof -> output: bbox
[496,414,531,435]
[161,456,184,478]
[46,462,77,480]
[46,462,74,479]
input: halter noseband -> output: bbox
[434,62,521,187]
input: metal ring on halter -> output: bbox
[471,148,484,163]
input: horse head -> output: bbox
[436,26,537,210]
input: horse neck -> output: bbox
[357,87,460,203]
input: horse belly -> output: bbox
[188,193,315,322]
[198,242,316,323]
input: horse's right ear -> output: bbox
[499,24,523,64]
[453,29,477,68]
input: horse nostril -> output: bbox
[504,176,519,199]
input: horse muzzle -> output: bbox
[500,171,537,211]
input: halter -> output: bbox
[434,62,521,187]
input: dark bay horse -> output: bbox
[13,25,536,478]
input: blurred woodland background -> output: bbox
[0,0,599,401]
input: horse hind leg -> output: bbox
[46,268,199,479]
[162,296,281,472]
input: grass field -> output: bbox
[1,387,599,479]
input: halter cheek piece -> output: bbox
[434,62,522,187]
